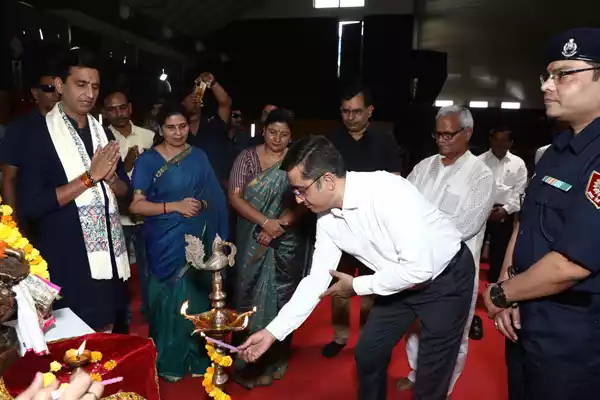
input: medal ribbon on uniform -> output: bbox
[542,175,572,192]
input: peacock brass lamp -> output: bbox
[180,234,255,388]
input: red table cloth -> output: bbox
[1,333,159,400]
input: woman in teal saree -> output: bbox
[228,109,310,389]
[130,104,228,382]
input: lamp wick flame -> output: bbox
[76,340,86,357]
[180,300,189,316]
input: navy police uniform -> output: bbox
[513,28,600,399]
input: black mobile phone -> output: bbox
[253,225,283,250]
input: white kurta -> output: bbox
[405,150,495,392]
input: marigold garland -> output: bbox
[202,341,232,400]
[0,197,50,281]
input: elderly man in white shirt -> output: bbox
[103,91,155,315]
[397,105,494,396]
[478,127,528,283]
[238,136,475,400]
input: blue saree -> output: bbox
[131,145,228,381]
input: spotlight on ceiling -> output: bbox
[435,100,453,107]
[469,101,488,108]
[501,102,521,110]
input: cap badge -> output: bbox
[562,38,578,58]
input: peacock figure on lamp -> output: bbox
[180,234,255,394]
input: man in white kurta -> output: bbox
[397,105,494,395]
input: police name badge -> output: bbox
[585,171,600,209]
[542,175,572,192]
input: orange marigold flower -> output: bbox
[91,351,102,362]
[103,360,117,371]
[24,244,33,253]
[90,373,102,382]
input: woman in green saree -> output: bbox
[228,109,310,389]
[130,104,228,382]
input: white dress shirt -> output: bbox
[109,122,155,226]
[478,150,527,215]
[408,151,494,263]
[109,122,155,163]
[265,171,463,341]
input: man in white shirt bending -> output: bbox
[397,105,494,395]
[238,135,475,400]
[103,91,155,315]
[478,127,528,283]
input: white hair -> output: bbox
[436,105,474,130]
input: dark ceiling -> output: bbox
[420,0,600,108]
[125,0,261,37]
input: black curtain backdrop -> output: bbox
[206,18,340,120]
[362,15,414,120]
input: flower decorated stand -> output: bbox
[0,197,160,399]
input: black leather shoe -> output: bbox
[321,341,346,358]
[469,315,483,340]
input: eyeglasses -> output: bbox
[231,113,242,119]
[540,66,600,85]
[292,174,324,198]
[432,127,465,141]
[37,84,55,93]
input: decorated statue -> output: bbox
[0,197,59,376]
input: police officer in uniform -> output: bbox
[483,27,600,399]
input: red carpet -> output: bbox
[127,265,507,399]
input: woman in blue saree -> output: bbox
[228,109,311,389]
[130,104,228,382]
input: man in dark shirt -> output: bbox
[181,72,232,186]
[323,84,404,358]
[18,48,131,333]
[0,71,59,230]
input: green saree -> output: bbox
[233,162,310,386]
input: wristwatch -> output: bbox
[490,282,512,309]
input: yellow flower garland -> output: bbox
[203,342,233,400]
[0,196,50,281]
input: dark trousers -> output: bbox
[505,339,526,400]
[487,212,515,283]
[123,225,149,315]
[355,243,474,400]
[519,296,600,399]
